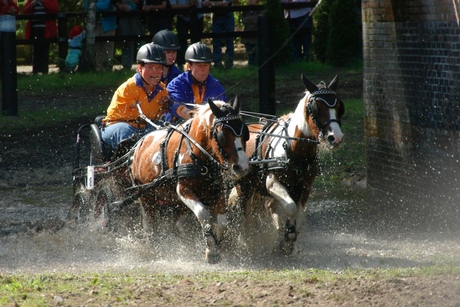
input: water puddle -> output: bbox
[1,183,459,274]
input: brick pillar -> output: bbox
[362,0,460,229]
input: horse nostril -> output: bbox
[232,164,243,175]
[327,135,336,144]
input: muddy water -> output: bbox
[1,183,459,274]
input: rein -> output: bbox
[165,121,230,170]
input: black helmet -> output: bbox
[152,29,181,50]
[136,43,166,65]
[185,42,213,63]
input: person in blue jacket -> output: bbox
[152,29,181,86]
[165,42,226,122]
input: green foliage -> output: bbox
[312,0,362,66]
[326,0,362,66]
[263,0,291,66]
[312,0,334,62]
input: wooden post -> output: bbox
[57,12,68,71]
[257,15,276,115]
[0,15,18,116]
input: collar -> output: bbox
[135,73,162,100]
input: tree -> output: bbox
[78,0,97,72]
[326,0,361,66]
[263,0,291,66]
[312,0,362,66]
[312,0,333,62]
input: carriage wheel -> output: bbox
[68,191,92,224]
[95,187,113,231]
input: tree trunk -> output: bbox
[79,0,97,72]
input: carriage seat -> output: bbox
[90,115,143,163]
[89,115,113,163]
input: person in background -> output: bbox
[241,0,261,67]
[0,0,18,15]
[112,0,144,70]
[84,0,117,72]
[152,29,181,85]
[65,25,85,72]
[169,0,203,67]
[143,0,172,36]
[23,0,59,74]
[282,0,312,62]
[101,43,170,150]
[165,42,226,122]
[203,0,234,69]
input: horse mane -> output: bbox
[195,100,227,130]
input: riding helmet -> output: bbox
[152,29,181,50]
[185,42,213,63]
[136,43,166,65]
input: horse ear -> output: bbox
[207,98,224,117]
[328,75,339,91]
[301,73,319,93]
[232,95,241,112]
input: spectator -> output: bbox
[143,0,172,36]
[65,25,85,72]
[166,42,226,122]
[283,0,312,62]
[241,0,261,67]
[101,43,170,150]
[23,0,59,74]
[112,0,144,70]
[204,0,233,69]
[152,29,181,85]
[0,0,19,15]
[169,0,204,67]
[84,0,117,72]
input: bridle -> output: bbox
[306,88,342,140]
[213,113,248,160]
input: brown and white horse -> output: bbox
[229,74,344,254]
[130,98,250,263]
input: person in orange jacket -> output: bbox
[23,0,59,74]
[101,43,170,150]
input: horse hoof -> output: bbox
[279,240,294,255]
[205,249,221,264]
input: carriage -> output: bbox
[69,74,345,262]
[70,98,250,262]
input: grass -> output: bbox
[1,265,459,305]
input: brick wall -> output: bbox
[362,0,460,222]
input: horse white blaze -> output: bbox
[266,174,298,220]
[328,109,344,147]
[234,136,249,175]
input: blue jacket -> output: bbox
[161,64,181,86]
[165,71,226,121]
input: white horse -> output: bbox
[229,74,344,254]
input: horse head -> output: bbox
[197,97,250,180]
[301,74,345,150]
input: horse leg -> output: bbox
[265,174,299,255]
[227,184,247,238]
[177,184,221,264]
